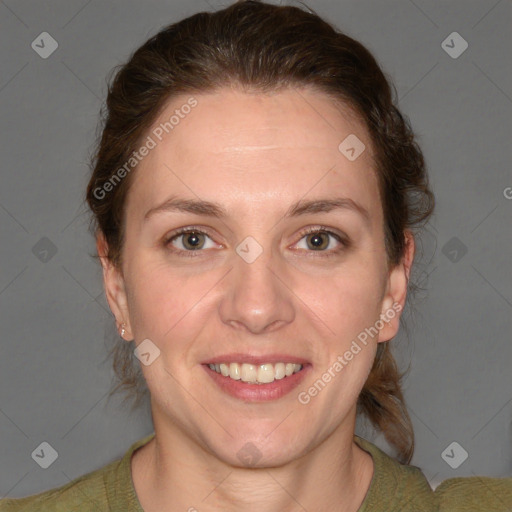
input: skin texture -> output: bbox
[98,86,415,512]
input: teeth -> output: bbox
[257,364,275,384]
[208,362,303,384]
[274,362,286,380]
[229,362,241,380]
[241,363,258,383]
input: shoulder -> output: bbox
[355,436,512,511]
[0,459,118,511]
[0,433,154,512]
[435,475,512,511]
[354,435,437,511]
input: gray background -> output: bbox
[1,0,511,500]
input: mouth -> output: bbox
[207,361,303,384]
[202,355,311,402]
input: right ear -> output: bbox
[96,232,133,340]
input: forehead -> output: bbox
[125,86,380,223]
[152,86,370,157]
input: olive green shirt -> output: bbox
[1,433,511,511]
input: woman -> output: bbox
[1,1,510,510]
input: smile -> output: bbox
[203,359,311,402]
[208,362,303,384]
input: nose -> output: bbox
[218,243,295,335]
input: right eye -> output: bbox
[164,227,219,256]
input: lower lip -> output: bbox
[203,364,311,402]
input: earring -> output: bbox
[120,323,126,337]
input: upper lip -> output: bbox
[202,353,310,366]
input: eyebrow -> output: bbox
[144,195,371,226]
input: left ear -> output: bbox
[377,230,415,343]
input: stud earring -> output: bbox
[120,323,126,337]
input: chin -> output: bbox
[209,427,307,468]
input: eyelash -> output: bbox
[163,225,349,259]
[296,226,349,258]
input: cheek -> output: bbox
[299,262,385,339]
[124,258,216,339]
[304,267,383,402]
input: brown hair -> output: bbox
[86,0,434,464]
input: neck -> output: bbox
[132,416,373,512]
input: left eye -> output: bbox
[294,229,344,252]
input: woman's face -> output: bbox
[101,86,412,467]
